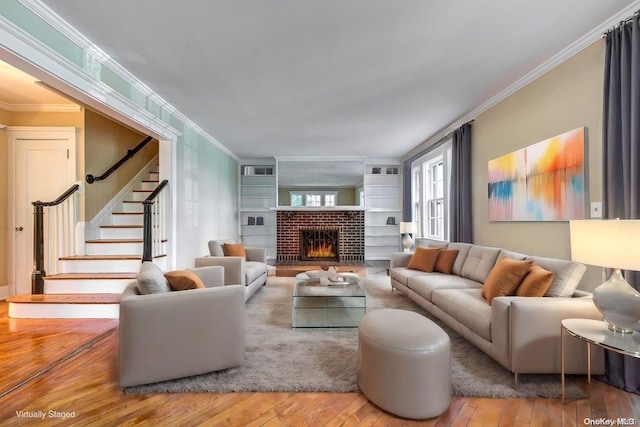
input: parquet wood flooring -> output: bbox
[0,300,638,426]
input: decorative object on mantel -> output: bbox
[399,222,416,252]
[488,127,586,221]
[570,219,640,333]
[256,216,264,226]
[386,217,396,225]
[247,216,255,225]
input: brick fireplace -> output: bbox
[276,209,364,262]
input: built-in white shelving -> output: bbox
[240,164,277,259]
[364,163,402,260]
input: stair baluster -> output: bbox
[32,184,80,294]
[142,180,168,262]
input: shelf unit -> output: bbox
[239,165,277,259]
[364,163,402,260]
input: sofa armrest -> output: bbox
[119,283,245,387]
[195,256,245,286]
[188,265,225,288]
[492,295,604,374]
[390,252,413,269]
[245,247,267,263]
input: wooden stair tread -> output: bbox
[45,273,137,280]
[59,255,142,261]
[112,212,143,215]
[85,239,143,243]
[142,180,159,183]
[100,225,143,229]
[7,294,121,304]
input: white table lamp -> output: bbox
[399,222,416,252]
[569,219,640,333]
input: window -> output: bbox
[411,142,451,240]
[290,191,338,207]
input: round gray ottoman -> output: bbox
[358,308,451,419]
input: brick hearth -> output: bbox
[276,210,364,262]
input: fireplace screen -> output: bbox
[300,228,339,261]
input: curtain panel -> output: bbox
[601,13,640,394]
[450,123,473,243]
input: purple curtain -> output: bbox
[601,13,640,394]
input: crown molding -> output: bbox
[18,0,238,161]
[405,0,640,160]
[0,99,81,112]
[0,13,181,142]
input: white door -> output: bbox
[9,127,77,295]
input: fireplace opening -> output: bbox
[300,228,339,261]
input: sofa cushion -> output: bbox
[432,289,492,341]
[434,250,459,274]
[208,240,227,256]
[498,249,528,261]
[516,264,554,297]
[165,270,206,291]
[390,267,431,287]
[137,262,171,294]
[407,247,441,272]
[482,258,532,304]
[223,243,247,258]
[408,273,483,302]
[245,261,266,285]
[526,255,586,297]
[445,242,472,276]
[461,246,501,283]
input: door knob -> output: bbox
[15,226,24,232]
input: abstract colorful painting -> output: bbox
[488,128,586,221]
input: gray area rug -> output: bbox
[126,275,587,399]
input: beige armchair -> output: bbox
[194,240,268,302]
[119,265,245,387]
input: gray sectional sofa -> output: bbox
[390,241,605,380]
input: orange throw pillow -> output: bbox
[407,247,441,272]
[165,270,206,291]
[434,250,459,274]
[223,243,247,258]
[516,264,555,297]
[482,258,532,304]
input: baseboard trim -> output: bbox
[0,286,8,301]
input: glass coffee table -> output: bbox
[292,275,366,328]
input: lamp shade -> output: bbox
[399,222,416,234]
[569,220,640,271]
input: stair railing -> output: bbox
[85,135,153,184]
[32,183,81,294]
[142,180,169,262]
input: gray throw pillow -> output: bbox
[136,262,171,294]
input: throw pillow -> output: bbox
[516,264,555,297]
[482,258,532,304]
[136,261,171,294]
[165,270,206,291]
[407,247,441,272]
[434,250,459,274]
[223,243,247,258]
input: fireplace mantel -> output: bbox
[271,206,368,211]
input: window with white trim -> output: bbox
[411,142,451,241]
[290,191,338,207]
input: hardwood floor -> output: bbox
[0,301,638,426]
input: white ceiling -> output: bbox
[24,1,638,159]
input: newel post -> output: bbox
[32,202,45,294]
[142,200,153,262]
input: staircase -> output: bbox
[7,169,166,319]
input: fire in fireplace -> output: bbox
[300,228,339,261]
